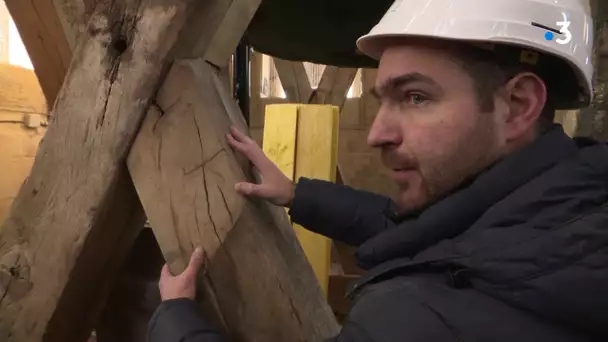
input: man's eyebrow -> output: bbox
[370,73,437,98]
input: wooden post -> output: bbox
[128,59,339,342]
[0,0,201,340]
[262,104,340,296]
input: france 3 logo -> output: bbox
[535,13,572,46]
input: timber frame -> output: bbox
[0,1,339,341]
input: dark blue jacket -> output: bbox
[148,125,608,341]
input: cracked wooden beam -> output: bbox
[128,59,340,341]
[0,0,203,340]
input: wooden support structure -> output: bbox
[262,104,340,296]
[0,0,340,341]
[128,59,338,341]
[0,0,212,340]
[272,57,358,108]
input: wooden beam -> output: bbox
[127,59,340,341]
[310,66,358,108]
[173,0,260,66]
[271,58,358,108]
[4,0,82,108]
[0,0,201,340]
[273,57,313,102]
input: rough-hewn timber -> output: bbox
[127,60,340,342]
[0,0,200,340]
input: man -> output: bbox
[148,0,608,341]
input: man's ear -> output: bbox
[502,72,547,140]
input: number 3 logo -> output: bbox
[556,12,572,45]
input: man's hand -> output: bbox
[159,247,205,301]
[226,125,295,207]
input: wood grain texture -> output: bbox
[128,60,340,342]
[0,0,199,340]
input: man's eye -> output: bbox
[404,93,428,105]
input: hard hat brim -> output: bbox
[356,33,592,109]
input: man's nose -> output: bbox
[367,107,402,148]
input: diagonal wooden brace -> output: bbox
[0,0,207,340]
[128,58,339,342]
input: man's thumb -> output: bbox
[183,247,205,279]
[235,182,268,198]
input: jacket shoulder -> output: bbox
[338,275,592,342]
[334,277,460,342]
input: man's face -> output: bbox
[368,40,508,212]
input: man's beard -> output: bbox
[396,115,501,213]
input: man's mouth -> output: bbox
[389,168,416,180]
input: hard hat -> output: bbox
[356,0,594,109]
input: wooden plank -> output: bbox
[0,0,200,340]
[262,104,340,297]
[293,105,340,296]
[128,60,339,341]
[5,0,78,107]
[262,104,299,179]
[273,58,313,102]
[265,60,356,298]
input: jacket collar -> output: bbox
[355,124,578,269]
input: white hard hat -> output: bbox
[356,0,594,109]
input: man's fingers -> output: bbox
[227,130,277,173]
[229,125,250,143]
[160,264,172,280]
[226,131,248,152]
[183,247,205,280]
